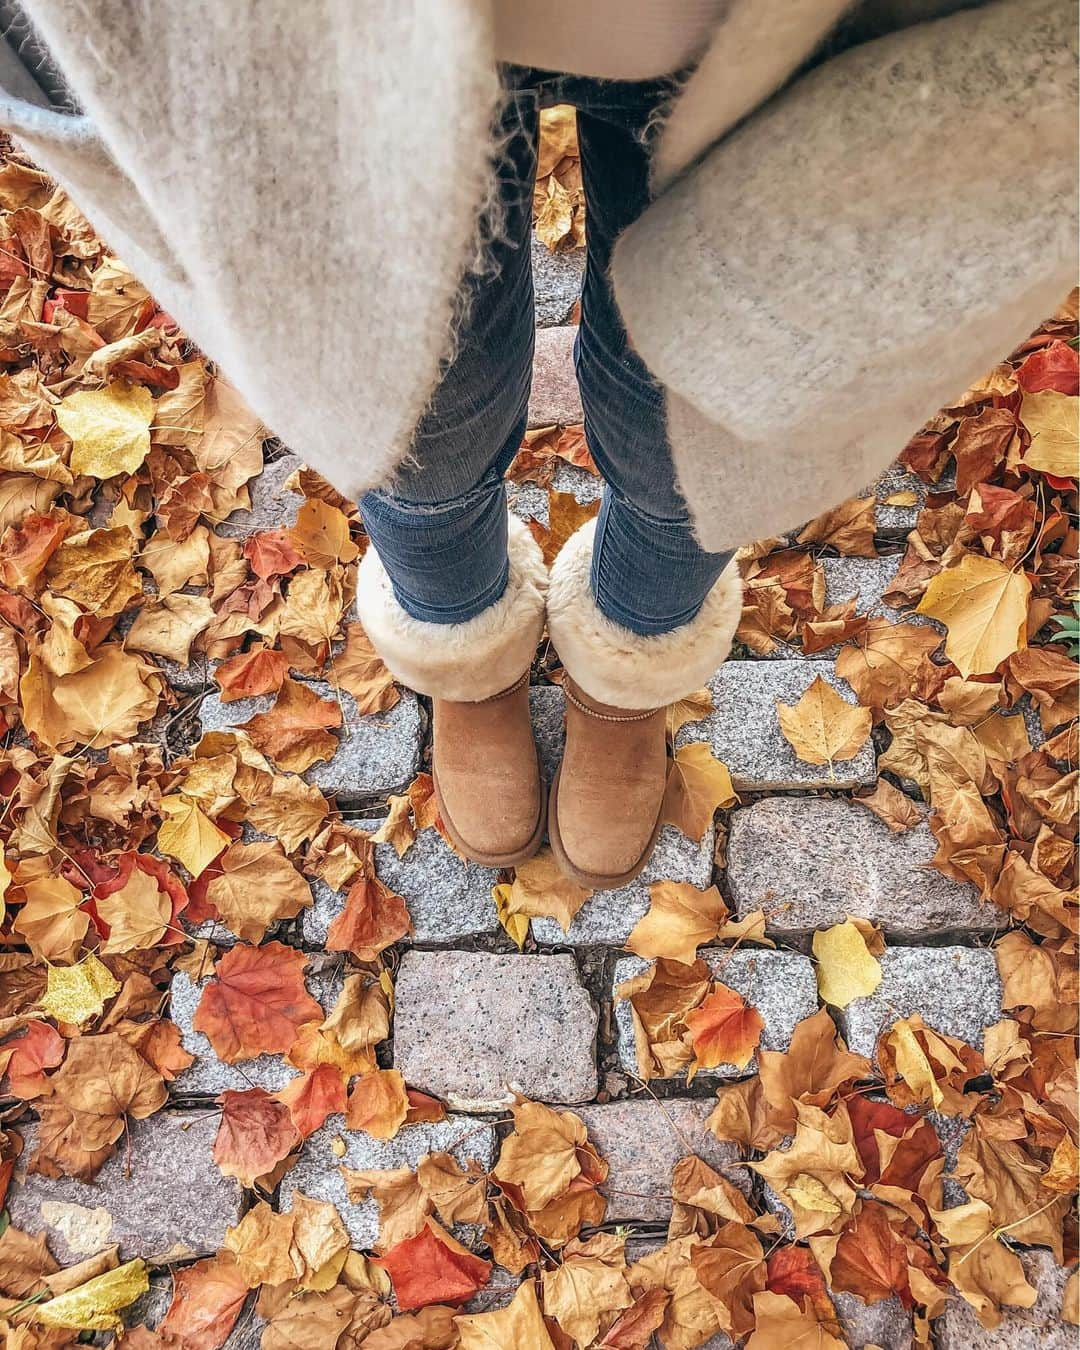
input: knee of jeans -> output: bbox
[361,470,506,527]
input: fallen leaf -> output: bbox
[455,1278,555,1349]
[661,742,738,839]
[33,1256,148,1331]
[242,677,341,772]
[56,382,153,479]
[206,840,312,943]
[1020,388,1078,477]
[326,874,413,960]
[745,1289,845,1349]
[685,982,763,1077]
[812,919,883,1008]
[776,675,872,766]
[625,881,727,965]
[507,848,592,933]
[96,866,171,953]
[156,794,232,878]
[38,954,120,1026]
[855,780,921,833]
[213,1087,302,1186]
[542,1254,633,1346]
[346,1068,410,1141]
[193,942,323,1063]
[796,496,877,557]
[158,1251,249,1350]
[916,554,1031,677]
[374,1220,492,1312]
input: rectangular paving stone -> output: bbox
[8,1111,241,1264]
[727,797,1001,939]
[839,947,1003,1059]
[169,954,345,1096]
[280,1112,496,1251]
[937,1248,1076,1348]
[198,679,422,799]
[528,325,582,427]
[614,948,818,1080]
[676,661,877,790]
[216,452,304,538]
[393,951,598,1110]
[531,824,715,947]
[573,1099,751,1224]
[304,818,500,947]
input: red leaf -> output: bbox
[828,1201,912,1306]
[213,1087,301,1185]
[847,1096,912,1183]
[243,530,305,581]
[1015,340,1079,395]
[326,875,412,961]
[0,1021,64,1098]
[767,1245,834,1323]
[193,942,323,1063]
[214,645,291,703]
[374,1221,492,1312]
[159,1251,249,1349]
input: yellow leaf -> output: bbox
[508,847,592,932]
[34,1258,148,1330]
[916,554,1031,678]
[775,676,872,766]
[157,794,231,877]
[56,382,154,479]
[661,742,738,839]
[289,497,359,569]
[787,1172,843,1217]
[626,881,728,965]
[666,687,714,742]
[39,954,120,1026]
[1020,388,1078,477]
[812,919,883,1009]
[885,1018,943,1109]
[492,882,529,950]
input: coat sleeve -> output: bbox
[612,0,1078,551]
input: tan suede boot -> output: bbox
[546,518,743,887]
[432,671,545,867]
[549,679,667,887]
[356,514,547,868]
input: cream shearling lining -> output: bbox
[547,519,743,709]
[356,514,547,702]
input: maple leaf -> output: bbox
[346,1068,410,1141]
[542,1252,633,1347]
[12,875,89,963]
[213,1087,301,1186]
[326,874,412,960]
[289,497,359,568]
[157,793,232,878]
[815,1199,911,1305]
[372,793,416,858]
[22,644,161,750]
[0,1019,64,1099]
[951,407,1018,494]
[766,1244,835,1325]
[241,677,341,772]
[158,1251,249,1350]
[38,953,120,1026]
[46,526,143,615]
[493,1099,590,1212]
[661,742,737,839]
[192,942,323,1063]
[275,1064,347,1138]
[776,676,872,766]
[625,881,728,965]
[688,1221,766,1338]
[0,509,68,589]
[206,839,312,943]
[877,1013,985,1114]
[214,643,291,702]
[855,779,921,833]
[745,1290,846,1349]
[95,866,171,953]
[684,982,764,1078]
[750,1101,864,1239]
[812,918,883,1008]
[834,619,943,715]
[756,1008,870,1137]
[507,848,592,932]
[456,1277,555,1348]
[416,1151,489,1228]
[528,489,600,566]
[374,1220,492,1312]
[224,1193,349,1288]
[916,554,1031,678]
[666,687,714,741]
[334,621,400,714]
[796,495,878,556]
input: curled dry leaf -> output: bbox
[241,677,341,773]
[625,881,728,966]
[508,847,592,932]
[212,1087,301,1186]
[661,742,738,840]
[812,919,883,1009]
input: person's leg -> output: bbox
[356,72,548,866]
[545,78,743,887]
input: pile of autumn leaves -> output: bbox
[0,148,1075,1347]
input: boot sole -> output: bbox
[547,760,665,890]
[432,755,547,870]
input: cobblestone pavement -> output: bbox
[8,239,1074,1349]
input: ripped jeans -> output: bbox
[359,66,732,637]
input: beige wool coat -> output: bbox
[1,0,1076,550]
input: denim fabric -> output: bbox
[360,67,733,634]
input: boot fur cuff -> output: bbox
[547,518,743,708]
[355,513,547,702]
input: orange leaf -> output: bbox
[346,1068,409,1141]
[192,942,323,1063]
[326,875,412,961]
[212,1087,301,1186]
[374,1220,492,1312]
[214,644,291,702]
[159,1251,249,1349]
[684,983,764,1077]
[0,1020,64,1099]
[241,677,341,773]
[275,1064,347,1138]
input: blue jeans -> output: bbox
[360,67,733,636]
